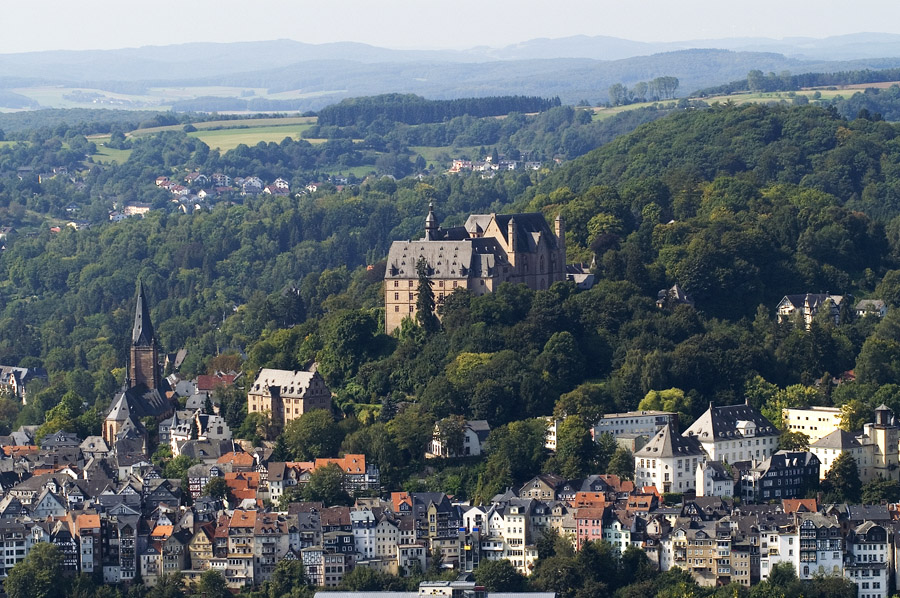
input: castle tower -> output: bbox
[129,281,161,390]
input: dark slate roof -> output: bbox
[810,429,862,449]
[110,384,173,421]
[40,430,82,449]
[635,424,705,459]
[479,213,560,252]
[752,450,820,473]
[133,281,155,347]
[683,404,778,441]
[385,237,507,280]
[848,504,891,523]
[467,420,490,443]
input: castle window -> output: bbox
[394,281,398,287]
[395,306,399,312]
[439,281,444,287]
[409,281,414,287]
[394,293,399,300]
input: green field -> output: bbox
[130,116,316,136]
[188,124,318,151]
[409,145,486,168]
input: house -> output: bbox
[696,461,734,498]
[123,202,153,217]
[844,522,889,598]
[776,293,846,329]
[740,451,820,502]
[247,366,331,430]
[657,284,694,309]
[634,423,707,494]
[427,420,490,458]
[855,299,887,318]
[0,366,47,404]
[384,205,567,333]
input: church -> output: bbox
[384,204,567,333]
[103,282,176,453]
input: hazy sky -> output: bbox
[4,0,900,54]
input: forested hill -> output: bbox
[520,103,900,318]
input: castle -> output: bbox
[383,205,567,333]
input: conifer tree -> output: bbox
[416,257,439,333]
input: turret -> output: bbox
[424,202,437,241]
[507,216,517,253]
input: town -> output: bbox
[0,207,895,598]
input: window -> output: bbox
[394,293,399,300]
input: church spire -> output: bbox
[129,280,160,390]
[132,280,155,347]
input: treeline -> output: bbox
[607,76,680,106]
[316,93,561,127]
[695,66,900,96]
[169,96,316,113]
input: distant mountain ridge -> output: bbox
[4,34,900,111]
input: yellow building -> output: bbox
[782,406,843,443]
[384,205,567,334]
[247,366,331,430]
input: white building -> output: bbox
[682,403,779,464]
[783,406,843,443]
[634,424,707,494]
[808,405,899,483]
[696,461,734,498]
[760,513,842,581]
[844,522,889,598]
[593,410,678,438]
[427,420,490,458]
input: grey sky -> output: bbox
[4,0,900,54]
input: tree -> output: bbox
[778,431,810,451]
[303,462,352,505]
[822,452,861,503]
[283,409,341,461]
[4,542,63,598]
[416,257,440,333]
[267,559,306,598]
[553,415,594,479]
[473,559,527,592]
[202,476,228,500]
[861,476,900,504]
[607,446,634,480]
[435,415,466,457]
[196,569,229,598]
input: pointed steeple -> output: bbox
[129,279,161,390]
[132,280,155,347]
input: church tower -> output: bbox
[129,281,161,390]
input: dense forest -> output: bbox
[316,94,561,127]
